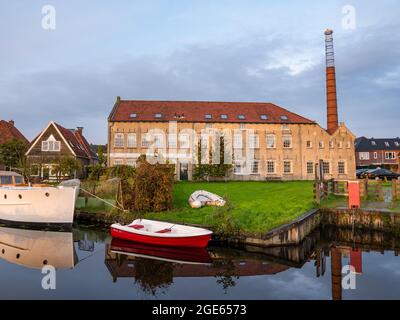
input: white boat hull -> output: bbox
[0,186,78,225]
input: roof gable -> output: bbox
[0,120,28,145]
[109,100,315,124]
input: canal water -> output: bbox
[0,225,399,300]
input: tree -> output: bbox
[0,139,27,169]
[97,146,106,167]
[53,156,82,181]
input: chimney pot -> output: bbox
[9,120,14,126]
[76,127,84,134]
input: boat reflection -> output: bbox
[0,226,77,270]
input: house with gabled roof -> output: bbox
[0,120,28,170]
[25,121,98,180]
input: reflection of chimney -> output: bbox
[325,29,339,135]
[331,247,342,301]
[9,120,14,126]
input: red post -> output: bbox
[348,180,360,209]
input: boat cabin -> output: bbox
[0,171,24,186]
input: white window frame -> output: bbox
[126,159,137,167]
[266,160,276,174]
[233,161,242,174]
[114,159,124,166]
[347,141,351,149]
[283,160,292,174]
[359,152,370,160]
[251,160,259,174]
[266,134,276,149]
[385,152,396,160]
[283,135,292,148]
[141,134,150,147]
[319,141,325,149]
[249,134,259,149]
[114,133,124,148]
[322,161,330,174]
[127,133,137,148]
[233,134,242,149]
[179,133,190,149]
[338,161,346,175]
[152,133,164,148]
[337,141,343,149]
[374,152,378,159]
[306,141,312,149]
[41,135,61,152]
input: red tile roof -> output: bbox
[53,123,97,160]
[0,120,28,145]
[109,100,315,124]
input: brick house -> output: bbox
[0,120,28,170]
[25,121,98,180]
[355,136,400,172]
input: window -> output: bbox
[307,161,314,174]
[306,141,312,148]
[282,124,289,131]
[154,113,162,119]
[395,142,400,147]
[239,123,246,130]
[233,134,242,149]
[127,133,136,148]
[129,113,137,118]
[127,159,136,167]
[237,114,246,120]
[280,115,288,121]
[323,161,330,174]
[249,134,259,148]
[200,135,208,150]
[204,114,212,119]
[251,161,259,174]
[141,134,150,147]
[371,141,377,146]
[329,141,334,149]
[283,135,292,148]
[359,152,370,160]
[260,115,268,120]
[319,141,324,149]
[337,141,343,148]
[205,123,213,129]
[374,152,378,159]
[41,135,61,152]
[1,176,12,185]
[267,161,275,174]
[114,159,123,166]
[283,161,292,174]
[347,141,351,149]
[179,134,190,148]
[338,161,346,174]
[153,133,164,148]
[220,114,228,120]
[168,134,177,148]
[234,162,242,174]
[385,142,390,147]
[114,133,124,148]
[266,135,276,148]
[385,152,396,160]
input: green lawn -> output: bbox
[145,181,315,233]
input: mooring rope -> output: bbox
[79,187,123,211]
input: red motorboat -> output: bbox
[110,219,213,248]
[110,238,213,265]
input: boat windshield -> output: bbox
[0,176,13,185]
[14,176,24,184]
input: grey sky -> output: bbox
[0,0,399,143]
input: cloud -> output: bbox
[1,22,399,143]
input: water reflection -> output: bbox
[0,226,77,270]
[0,225,398,299]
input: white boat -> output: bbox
[0,226,77,269]
[0,171,79,227]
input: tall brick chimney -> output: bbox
[325,29,339,134]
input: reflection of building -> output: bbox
[104,244,289,282]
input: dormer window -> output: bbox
[154,113,162,119]
[280,115,288,121]
[42,135,61,152]
[204,114,212,120]
[130,113,137,118]
[371,141,376,146]
[395,142,400,147]
[260,115,268,120]
[237,114,246,120]
[385,142,390,147]
[220,114,228,120]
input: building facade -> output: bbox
[107,99,356,181]
[26,121,98,180]
[355,137,400,172]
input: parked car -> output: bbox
[356,168,370,178]
[360,168,400,180]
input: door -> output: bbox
[180,163,188,181]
